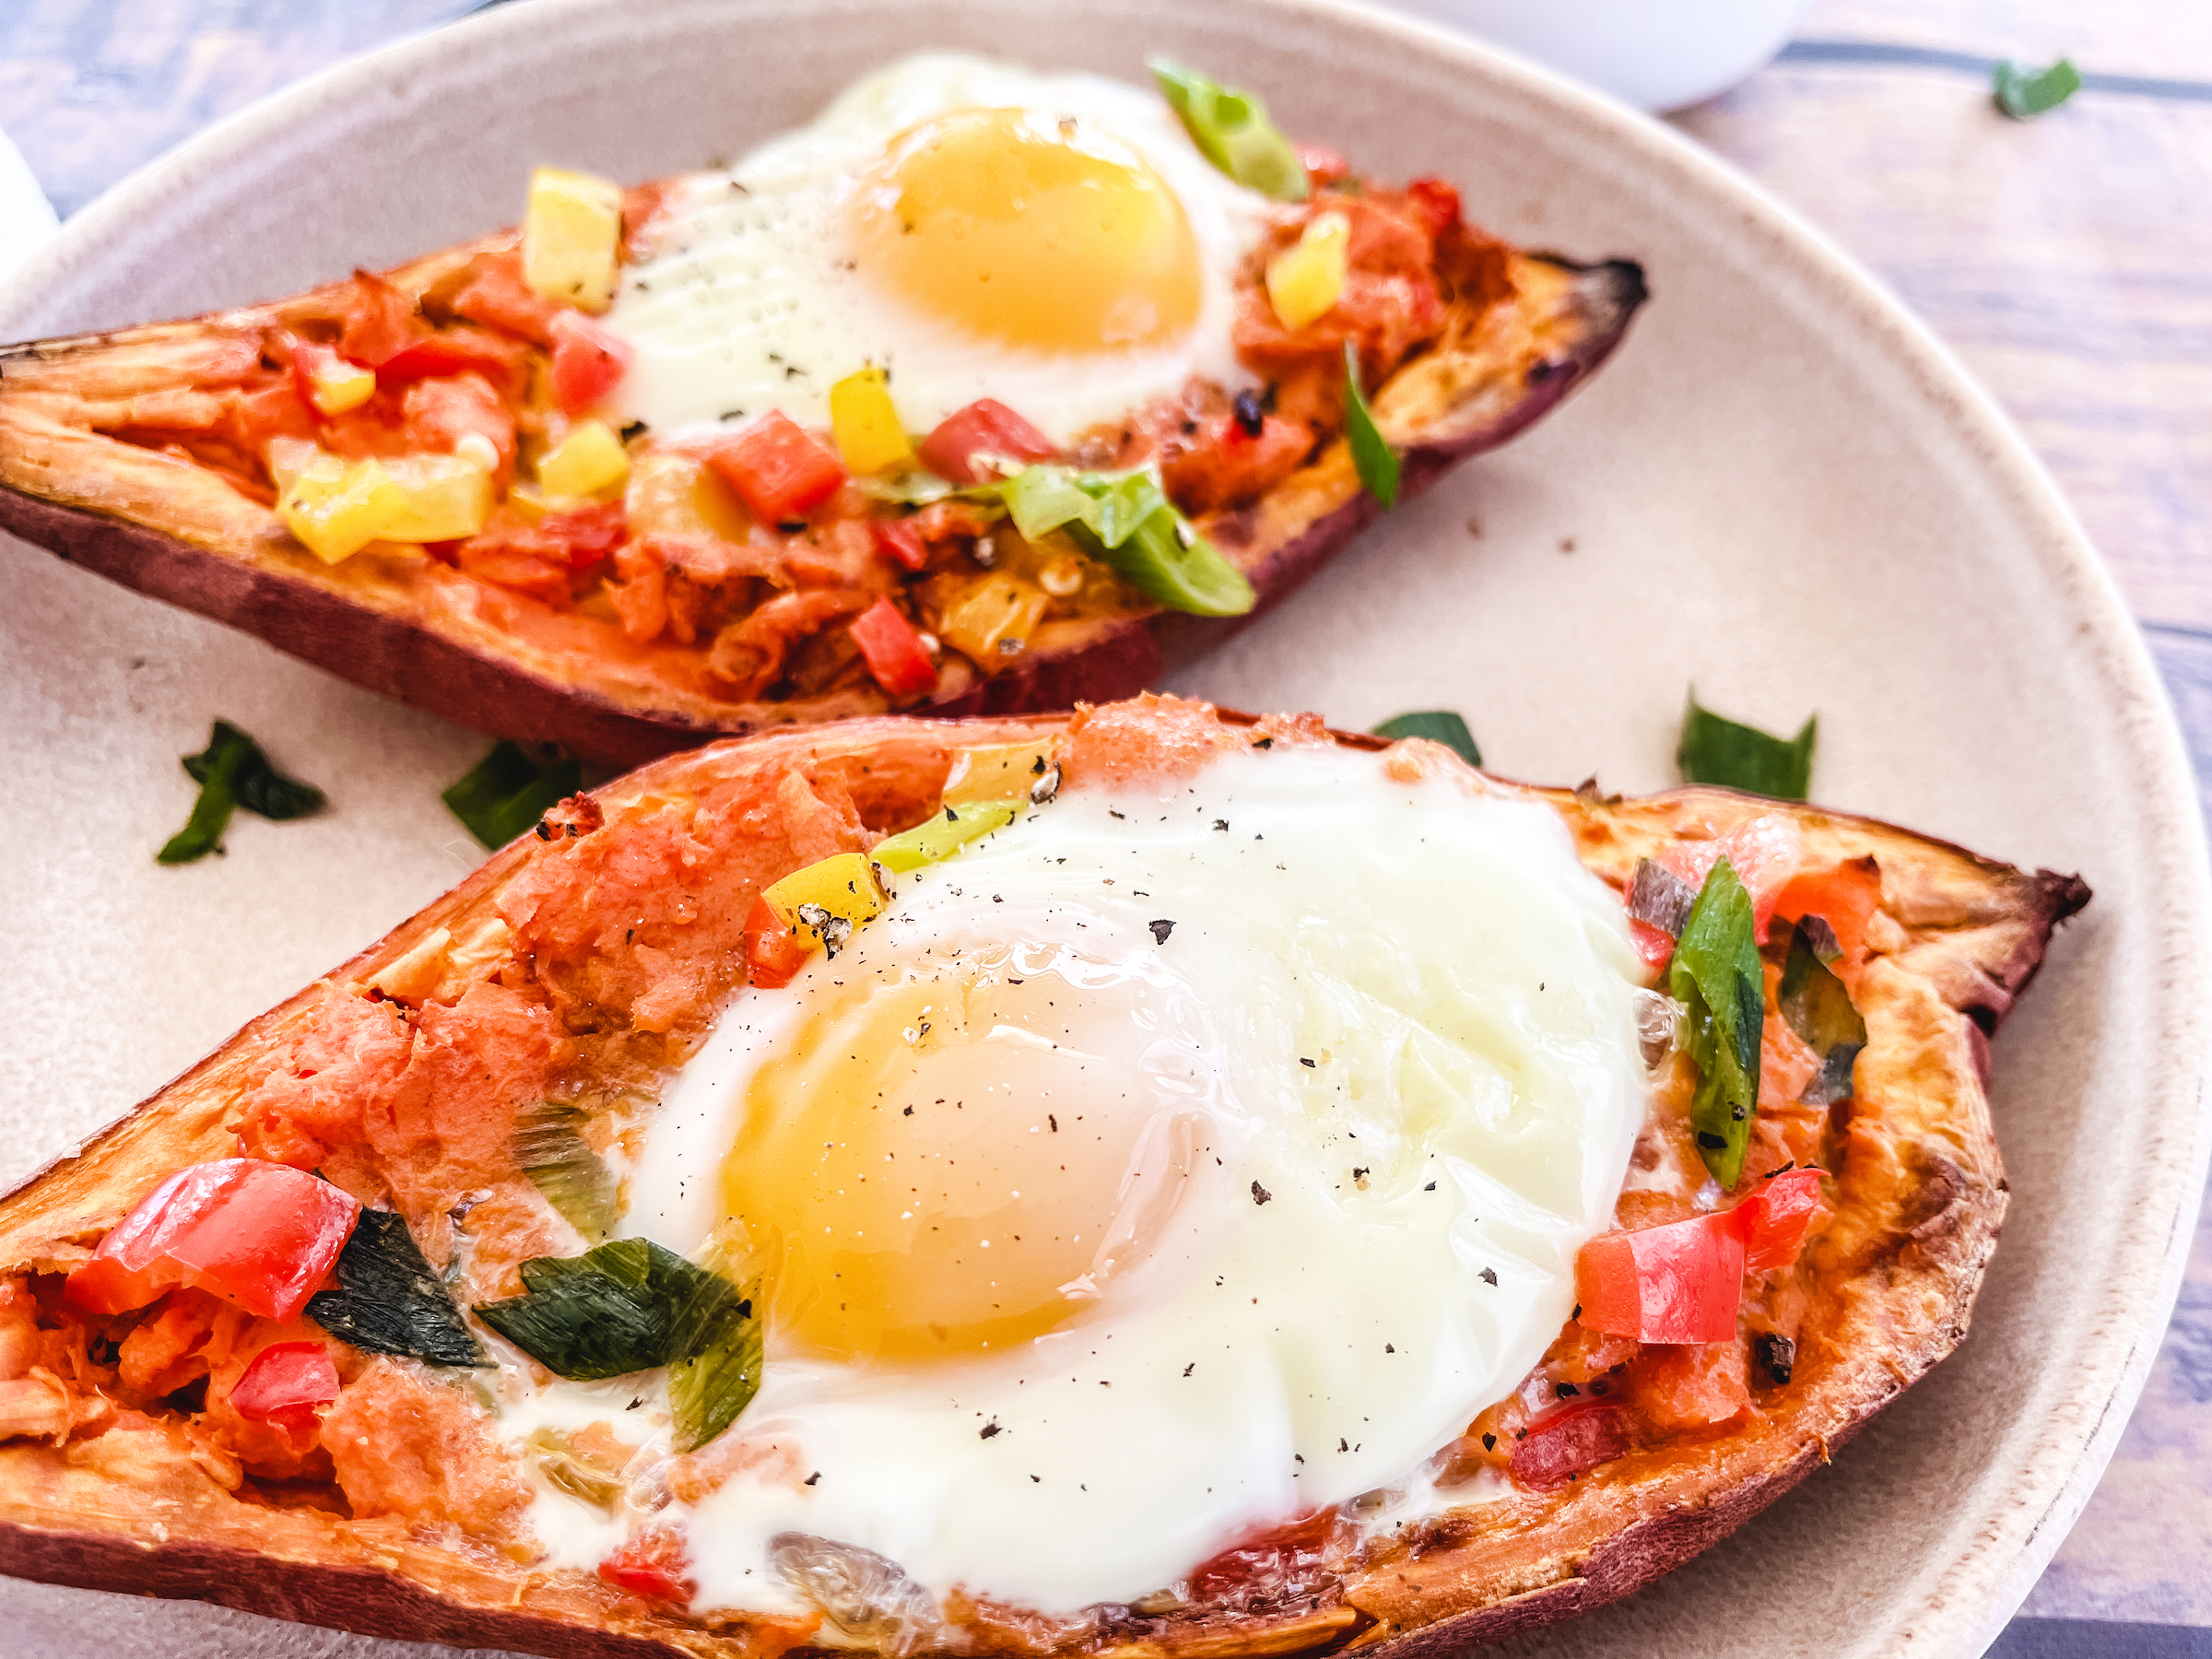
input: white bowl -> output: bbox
[1,2,2206,1655]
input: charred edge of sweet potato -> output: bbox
[0,259,1645,769]
[0,1523,700,1659]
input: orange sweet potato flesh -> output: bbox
[0,698,2086,1659]
[0,227,1644,767]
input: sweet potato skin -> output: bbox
[0,705,2086,1659]
[0,260,1645,767]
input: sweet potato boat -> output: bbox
[0,696,2084,1657]
[0,177,1641,770]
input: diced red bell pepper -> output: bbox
[1403,176,1464,240]
[743,893,815,990]
[848,598,939,698]
[547,310,636,415]
[708,411,847,523]
[872,517,929,572]
[65,1159,359,1323]
[1510,1402,1632,1493]
[600,1530,695,1603]
[916,399,1057,486]
[1575,1208,1746,1345]
[1628,918,1675,971]
[336,269,421,368]
[1186,1510,1334,1602]
[1295,143,1351,188]
[229,1340,342,1436]
[1734,1167,1823,1273]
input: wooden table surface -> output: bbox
[3,1,2207,1654]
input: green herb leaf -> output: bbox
[182,721,325,820]
[513,1101,619,1241]
[1371,711,1480,766]
[667,1228,764,1453]
[1668,857,1764,1188]
[977,465,1254,617]
[1343,342,1399,508]
[1993,57,2081,119]
[306,1208,488,1367]
[1148,60,1309,203]
[1779,921,1867,1105]
[443,741,582,850]
[1677,689,1816,799]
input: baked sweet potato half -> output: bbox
[0,56,1642,769]
[0,695,2084,1657]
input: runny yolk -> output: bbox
[849,107,1205,354]
[721,958,1194,1363]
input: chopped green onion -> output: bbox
[1668,857,1764,1188]
[160,720,324,864]
[1148,60,1309,203]
[443,740,582,850]
[1779,921,1867,1105]
[475,1234,763,1450]
[1372,711,1480,766]
[872,798,1024,873]
[976,464,1253,617]
[1993,57,2080,119]
[1343,342,1399,508]
[1677,689,1816,799]
[305,1209,488,1367]
[512,1101,619,1241]
[667,1228,764,1453]
[182,721,325,820]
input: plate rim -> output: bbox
[2,0,2207,1652]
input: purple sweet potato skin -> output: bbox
[0,1523,692,1658]
[0,261,1646,768]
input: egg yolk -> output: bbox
[850,108,1204,354]
[722,956,1196,1363]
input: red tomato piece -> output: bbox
[375,330,528,391]
[743,893,815,991]
[1656,814,1806,942]
[65,1159,359,1323]
[1628,918,1675,971]
[1510,1402,1632,1493]
[707,412,847,523]
[1186,1510,1334,1603]
[1294,143,1351,187]
[229,1340,341,1435]
[1733,1167,1823,1273]
[401,372,517,477]
[336,269,420,367]
[1575,1209,1746,1345]
[916,399,1057,486]
[872,517,929,572]
[600,1530,695,1603]
[1403,176,1463,239]
[848,598,938,698]
[547,310,636,414]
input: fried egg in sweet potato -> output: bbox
[0,695,2081,1659]
[0,54,1643,768]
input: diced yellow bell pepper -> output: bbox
[625,450,750,540]
[1265,211,1350,332]
[536,419,631,500]
[278,456,407,565]
[380,454,496,543]
[522,166,624,314]
[938,573,1049,671]
[306,357,376,416]
[828,367,914,477]
[762,853,888,942]
[872,799,1024,873]
[943,739,1062,806]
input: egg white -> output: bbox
[504,743,1650,1618]
[602,53,1278,446]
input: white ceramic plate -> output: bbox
[1,2,2206,1655]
